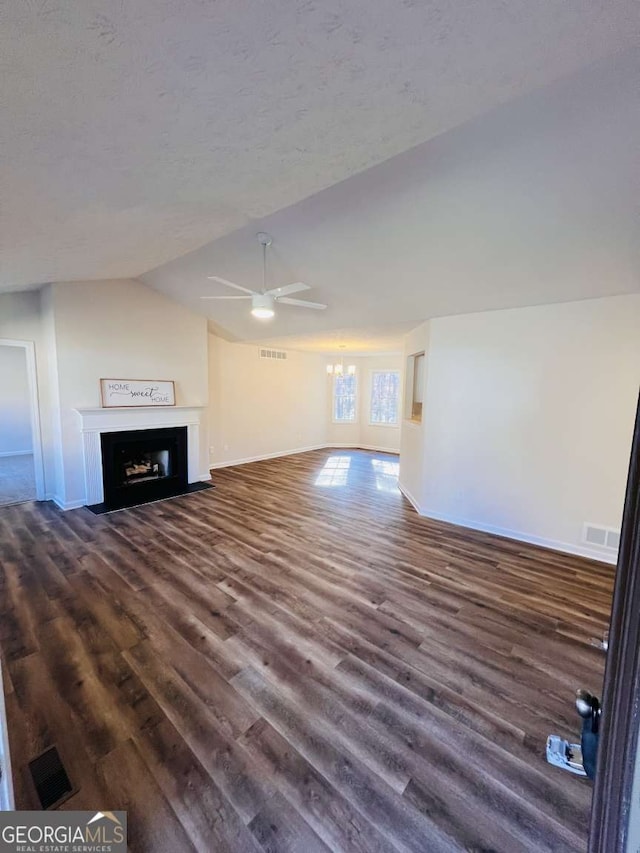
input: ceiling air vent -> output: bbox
[259,348,287,361]
[583,523,621,551]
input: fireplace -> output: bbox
[100,426,188,510]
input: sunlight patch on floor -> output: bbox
[371,458,400,493]
[315,456,351,487]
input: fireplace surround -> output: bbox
[74,405,208,509]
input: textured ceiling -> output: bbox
[1,0,638,290]
[143,50,640,351]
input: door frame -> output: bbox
[0,338,45,501]
[589,390,640,850]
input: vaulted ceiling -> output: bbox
[2,3,638,351]
[142,49,640,350]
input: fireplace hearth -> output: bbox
[100,426,188,510]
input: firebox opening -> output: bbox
[119,448,171,486]
[99,426,188,510]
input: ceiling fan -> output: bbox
[201,232,327,319]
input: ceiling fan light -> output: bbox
[251,294,274,319]
[251,307,275,319]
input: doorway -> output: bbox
[0,339,44,506]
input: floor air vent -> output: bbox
[28,746,75,809]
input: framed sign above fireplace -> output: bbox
[100,378,176,408]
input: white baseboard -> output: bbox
[210,443,400,470]
[210,444,327,469]
[324,443,400,455]
[0,450,32,458]
[45,453,609,566]
[51,495,85,511]
[417,505,617,566]
[397,481,422,513]
[0,664,15,810]
[398,477,616,565]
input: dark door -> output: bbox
[589,390,640,851]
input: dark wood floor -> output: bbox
[0,449,613,852]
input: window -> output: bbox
[370,370,400,425]
[333,373,357,423]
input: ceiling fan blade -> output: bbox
[200,295,252,300]
[265,282,310,298]
[276,297,327,310]
[206,275,255,295]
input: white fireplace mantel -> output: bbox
[75,405,207,506]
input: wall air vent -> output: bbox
[259,348,287,361]
[605,529,621,551]
[583,523,621,551]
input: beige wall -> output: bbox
[47,279,209,506]
[326,354,403,453]
[209,341,402,466]
[0,285,401,504]
[209,335,328,467]
[399,295,640,562]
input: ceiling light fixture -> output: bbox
[326,346,355,376]
[201,232,327,318]
[251,293,275,320]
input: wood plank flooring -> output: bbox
[0,448,614,852]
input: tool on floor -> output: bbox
[590,628,609,652]
[546,689,600,779]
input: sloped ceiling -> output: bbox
[1,0,638,293]
[142,50,640,350]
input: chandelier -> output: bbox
[326,347,356,376]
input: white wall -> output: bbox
[0,346,32,455]
[209,335,328,466]
[326,354,403,453]
[402,295,640,562]
[47,280,209,507]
